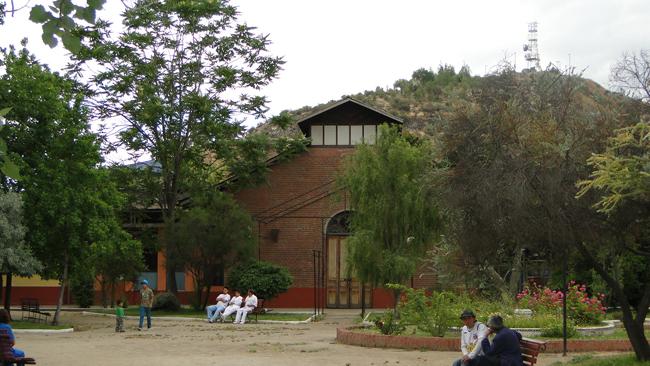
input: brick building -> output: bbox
[8,98,436,308]
[232,98,435,308]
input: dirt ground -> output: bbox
[17,312,576,366]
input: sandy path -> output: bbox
[16,312,572,366]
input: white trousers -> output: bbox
[234,307,254,324]
[222,305,239,321]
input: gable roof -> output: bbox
[296,97,403,134]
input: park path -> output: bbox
[18,310,572,366]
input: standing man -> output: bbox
[452,310,487,366]
[475,315,523,366]
[207,287,231,323]
[138,279,154,331]
[234,289,257,324]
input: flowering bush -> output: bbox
[515,281,606,325]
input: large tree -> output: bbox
[0,46,128,324]
[574,50,650,360]
[0,191,41,314]
[167,191,255,310]
[75,0,299,293]
[339,124,444,309]
[435,68,631,298]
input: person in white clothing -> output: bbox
[452,309,487,366]
[207,287,231,323]
[234,289,258,324]
[221,290,243,322]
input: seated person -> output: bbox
[221,290,243,322]
[475,315,523,366]
[234,289,258,324]
[207,287,231,323]
[0,309,26,360]
[452,309,487,366]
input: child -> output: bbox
[0,309,26,359]
[115,300,126,332]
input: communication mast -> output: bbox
[522,22,541,71]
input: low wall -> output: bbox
[336,327,634,353]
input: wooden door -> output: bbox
[326,236,365,308]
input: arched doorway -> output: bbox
[325,211,371,308]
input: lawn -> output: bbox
[11,320,72,330]
[89,308,312,321]
[550,354,650,366]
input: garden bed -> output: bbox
[337,326,635,353]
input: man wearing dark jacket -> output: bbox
[475,315,523,366]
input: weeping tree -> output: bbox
[339,124,445,312]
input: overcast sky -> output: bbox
[2,0,649,127]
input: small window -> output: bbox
[337,125,350,145]
[351,125,363,144]
[364,125,377,144]
[311,125,323,145]
[324,125,337,145]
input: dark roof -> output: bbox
[296,97,403,134]
[126,160,162,173]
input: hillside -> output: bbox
[252,65,631,138]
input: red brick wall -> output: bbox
[232,146,433,308]
[234,147,352,291]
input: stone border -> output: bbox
[81,311,315,324]
[14,328,74,334]
[336,326,633,353]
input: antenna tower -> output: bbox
[523,22,541,70]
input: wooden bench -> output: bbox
[520,337,546,366]
[0,330,36,365]
[20,298,50,324]
[251,299,266,323]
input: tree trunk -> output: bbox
[99,277,108,308]
[52,253,69,325]
[392,288,401,318]
[484,265,512,303]
[3,273,12,317]
[110,281,116,307]
[0,273,4,309]
[202,286,210,310]
[575,241,650,360]
[162,221,178,295]
[508,247,524,294]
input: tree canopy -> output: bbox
[73,0,304,293]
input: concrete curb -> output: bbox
[14,328,74,334]
[81,311,314,324]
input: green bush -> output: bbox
[392,284,455,337]
[375,309,405,335]
[70,271,95,308]
[227,261,293,300]
[152,292,181,312]
[541,321,577,338]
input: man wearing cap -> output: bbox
[474,315,523,366]
[452,309,487,366]
[138,279,154,331]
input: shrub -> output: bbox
[392,284,455,337]
[515,281,605,325]
[227,261,293,300]
[152,292,181,312]
[375,309,405,335]
[70,271,95,308]
[541,321,577,338]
